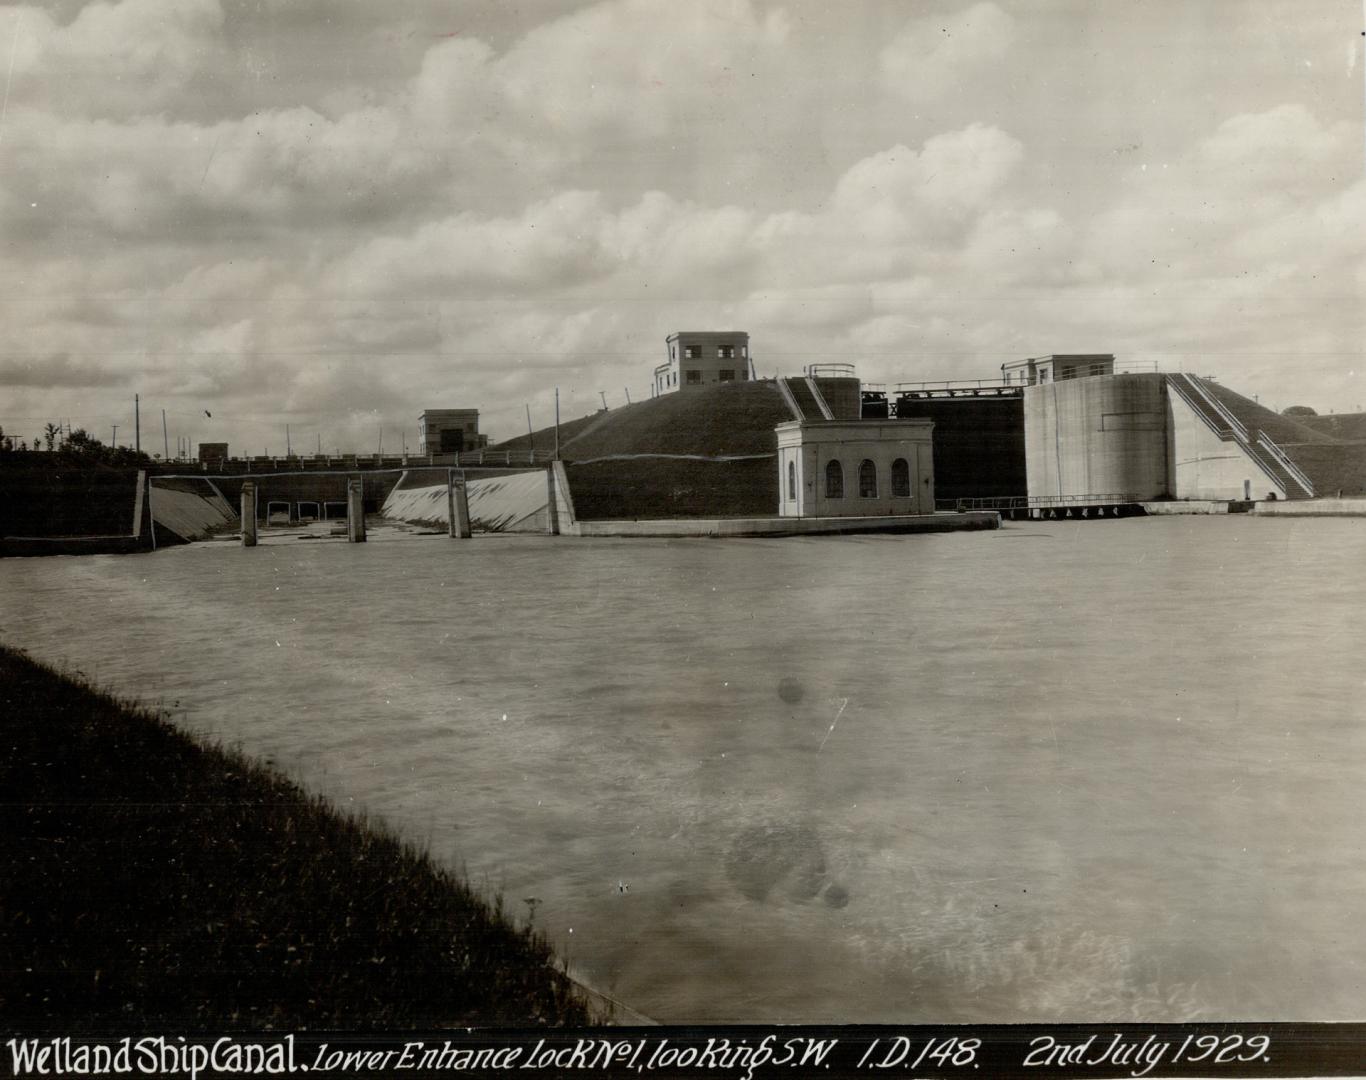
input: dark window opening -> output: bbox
[788,460,797,501]
[892,458,911,497]
[859,459,877,498]
[439,429,465,453]
[825,459,843,499]
[718,369,735,381]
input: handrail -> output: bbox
[1167,374,1238,440]
[804,377,835,420]
[1256,430,1314,496]
[804,363,857,379]
[896,379,1014,391]
[954,493,1140,511]
[1183,373,1248,441]
[776,377,803,421]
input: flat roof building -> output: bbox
[418,409,483,455]
[1001,354,1114,386]
[654,331,751,396]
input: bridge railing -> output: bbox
[954,493,1141,512]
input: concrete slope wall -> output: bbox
[382,471,550,532]
[149,478,238,541]
[1168,390,1286,501]
[1024,374,1169,499]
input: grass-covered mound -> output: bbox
[492,381,792,460]
[492,383,790,519]
[0,646,591,1031]
[0,456,141,538]
[566,457,777,520]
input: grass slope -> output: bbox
[0,646,590,1031]
[492,381,793,460]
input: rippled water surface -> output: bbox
[3,516,1364,1022]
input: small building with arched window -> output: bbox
[776,418,934,518]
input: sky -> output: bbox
[0,0,1363,455]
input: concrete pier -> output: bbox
[240,482,258,547]
[447,470,472,539]
[346,479,366,543]
[545,467,561,536]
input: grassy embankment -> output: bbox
[0,645,591,1030]
[491,382,790,519]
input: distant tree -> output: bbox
[1282,405,1317,417]
[43,422,60,451]
[57,427,151,466]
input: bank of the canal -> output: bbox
[0,645,593,1031]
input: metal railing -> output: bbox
[1256,430,1315,497]
[804,363,857,379]
[1167,374,1240,441]
[804,377,835,420]
[954,493,1141,512]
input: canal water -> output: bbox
[2,517,1363,1023]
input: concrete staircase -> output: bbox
[781,377,832,421]
[1167,373,1314,498]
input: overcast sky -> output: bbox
[0,0,1362,454]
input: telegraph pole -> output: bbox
[286,423,291,458]
[111,424,118,446]
[599,391,608,410]
[134,394,140,454]
[554,388,560,461]
[624,387,631,404]
[162,409,169,460]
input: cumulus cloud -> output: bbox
[879,2,1015,102]
[0,0,224,116]
[1,0,1361,450]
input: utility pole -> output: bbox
[317,433,322,457]
[624,387,631,404]
[554,388,560,461]
[286,423,291,458]
[134,394,140,454]
[162,409,169,460]
[525,403,534,444]
[599,390,608,411]
[111,424,118,446]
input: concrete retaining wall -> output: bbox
[1168,389,1285,501]
[1024,374,1169,499]
[1254,497,1366,516]
[382,470,550,532]
[566,512,999,538]
[1141,500,1230,515]
[149,478,238,541]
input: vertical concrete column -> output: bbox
[545,465,560,536]
[347,478,366,543]
[447,469,472,539]
[240,481,258,547]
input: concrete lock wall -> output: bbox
[1024,373,1169,499]
[1167,390,1286,501]
[777,419,933,517]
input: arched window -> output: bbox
[787,460,797,502]
[825,459,843,499]
[891,458,910,497]
[859,459,877,498]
